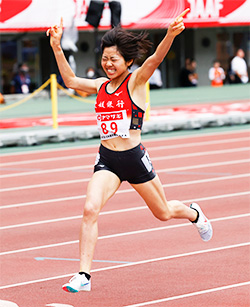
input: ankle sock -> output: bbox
[79,272,91,280]
[191,208,199,223]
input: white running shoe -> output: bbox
[190,203,213,242]
[62,273,91,293]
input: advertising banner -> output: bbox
[0,0,249,32]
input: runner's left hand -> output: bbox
[168,8,190,37]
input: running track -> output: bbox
[0,129,250,307]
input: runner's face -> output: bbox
[101,46,129,79]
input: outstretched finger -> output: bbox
[177,8,190,19]
[60,17,63,29]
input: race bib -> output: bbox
[96,110,130,139]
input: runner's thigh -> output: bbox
[86,170,121,211]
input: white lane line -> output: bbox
[0,195,85,209]
[124,281,250,306]
[1,177,250,210]
[0,164,92,179]
[152,146,250,161]
[0,143,97,157]
[158,159,250,174]
[0,242,249,290]
[0,177,249,230]
[1,211,249,256]
[148,137,250,152]
[1,169,249,193]
[1,146,250,178]
[1,128,249,157]
[0,178,90,192]
[0,179,250,210]
[0,300,19,307]
[1,155,250,180]
[0,153,95,167]
[1,137,249,167]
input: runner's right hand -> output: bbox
[46,17,63,48]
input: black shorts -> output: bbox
[94,143,156,184]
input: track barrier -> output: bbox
[1,80,249,148]
[0,75,152,130]
[0,78,51,113]
[0,74,98,129]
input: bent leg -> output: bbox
[131,175,197,221]
[79,170,121,274]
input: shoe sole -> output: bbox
[62,283,91,293]
[62,285,79,293]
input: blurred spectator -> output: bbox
[179,58,191,87]
[0,92,5,104]
[179,58,198,87]
[86,67,100,79]
[189,59,198,86]
[231,49,249,84]
[11,63,31,94]
[208,60,225,87]
[226,56,235,84]
[149,68,163,89]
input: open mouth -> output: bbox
[106,68,116,74]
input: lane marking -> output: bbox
[1,211,249,256]
[35,257,132,264]
[46,304,74,307]
[1,136,249,167]
[0,153,95,167]
[166,171,231,175]
[1,146,249,179]
[152,146,250,161]
[1,188,249,212]
[0,174,250,230]
[1,128,249,157]
[0,300,19,307]
[0,242,249,290]
[0,164,92,179]
[124,281,250,306]
[148,137,250,152]
[1,170,249,193]
[0,195,85,210]
[1,167,250,209]
[0,167,41,172]
[1,156,249,187]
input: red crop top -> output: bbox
[95,73,144,140]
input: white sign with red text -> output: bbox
[0,0,249,31]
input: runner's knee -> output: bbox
[83,201,101,222]
[156,212,171,221]
[153,206,172,221]
[167,200,185,218]
[154,200,182,221]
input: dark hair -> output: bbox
[101,26,152,66]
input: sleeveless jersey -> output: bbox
[95,73,144,140]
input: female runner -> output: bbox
[47,8,212,293]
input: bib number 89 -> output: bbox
[101,122,118,135]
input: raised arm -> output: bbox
[133,9,190,85]
[46,18,106,94]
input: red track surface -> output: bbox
[0,130,250,307]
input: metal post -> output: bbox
[50,74,58,129]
